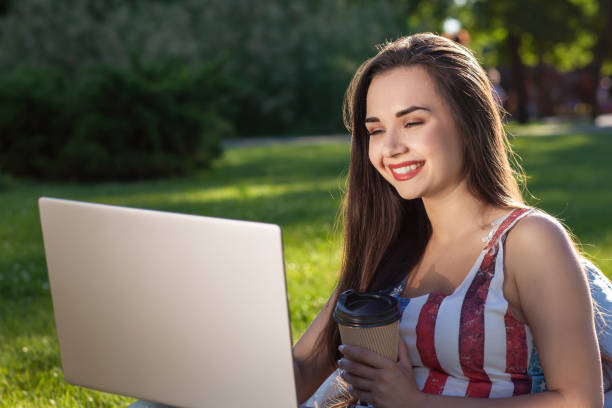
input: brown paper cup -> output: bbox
[338,319,399,361]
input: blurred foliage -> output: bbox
[0,61,232,181]
[469,0,585,63]
[0,0,611,182]
[415,0,610,76]
[0,67,68,178]
[430,0,612,120]
[0,0,405,138]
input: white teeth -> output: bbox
[392,163,423,174]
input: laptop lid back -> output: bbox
[39,197,297,407]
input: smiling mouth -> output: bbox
[389,161,424,181]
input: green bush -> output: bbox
[0,67,70,178]
[0,61,233,181]
[0,0,406,137]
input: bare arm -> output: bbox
[293,288,338,404]
[505,214,601,405]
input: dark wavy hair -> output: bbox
[314,33,525,370]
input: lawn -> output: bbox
[1,131,611,407]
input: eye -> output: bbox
[404,121,424,128]
[367,129,383,136]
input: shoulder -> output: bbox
[504,210,584,286]
[505,210,570,251]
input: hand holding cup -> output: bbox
[333,290,425,407]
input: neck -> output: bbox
[421,180,508,245]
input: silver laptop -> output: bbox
[39,197,298,408]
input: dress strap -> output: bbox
[484,207,534,251]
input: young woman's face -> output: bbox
[366,66,465,201]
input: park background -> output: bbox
[1,0,611,406]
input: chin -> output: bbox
[384,175,426,200]
[394,188,422,201]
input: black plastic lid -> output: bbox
[333,289,401,328]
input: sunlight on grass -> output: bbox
[91,179,343,209]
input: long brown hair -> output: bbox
[314,33,525,366]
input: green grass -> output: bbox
[512,132,612,271]
[1,132,611,407]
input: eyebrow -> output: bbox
[365,106,431,123]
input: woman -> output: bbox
[293,33,606,407]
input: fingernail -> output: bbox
[338,345,344,352]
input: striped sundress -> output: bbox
[388,207,546,397]
[305,208,612,407]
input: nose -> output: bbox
[381,126,408,157]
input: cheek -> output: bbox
[440,132,465,169]
[430,132,465,176]
[424,126,460,160]
[421,126,445,150]
[368,143,388,178]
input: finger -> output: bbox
[341,370,374,391]
[339,344,392,368]
[338,357,378,379]
[347,385,373,404]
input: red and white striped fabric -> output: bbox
[394,208,538,398]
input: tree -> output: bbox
[468,0,585,122]
[587,0,612,119]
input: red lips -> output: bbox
[388,161,425,181]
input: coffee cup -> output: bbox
[333,289,401,361]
